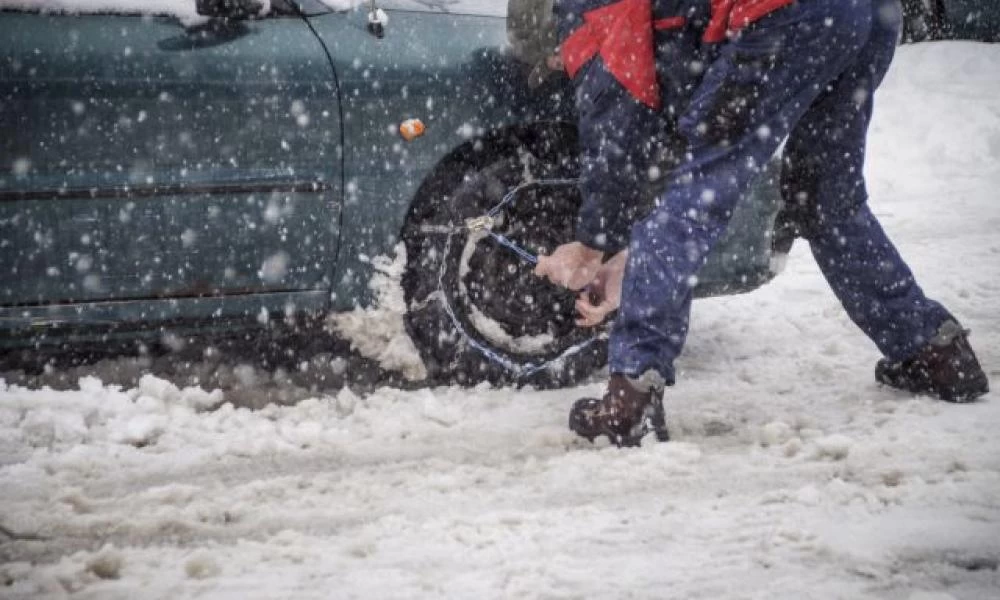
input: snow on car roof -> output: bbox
[0,0,358,22]
[0,0,504,20]
[0,0,238,21]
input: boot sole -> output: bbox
[571,418,670,448]
[877,366,989,403]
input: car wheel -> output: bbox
[401,126,607,387]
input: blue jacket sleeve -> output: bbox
[554,0,705,254]
[553,0,662,254]
[569,57,661,254]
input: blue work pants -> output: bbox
[610,0,953,383]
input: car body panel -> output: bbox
[377,0,506,16]
[0,11,341,332]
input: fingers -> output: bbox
[534,247,602,291]
[575,296,613,328]
[575,307,609,328]
[534,255,564,288]
[533,254,576,289]
[532,254,550,278]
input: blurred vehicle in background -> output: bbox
[902,0,1000,42]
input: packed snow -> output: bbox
[328,245,428,382]
[1,42,999,599]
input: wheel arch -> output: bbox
[402,121,579,234]
[329,119,579,312]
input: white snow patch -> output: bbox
[0,42,998,600]
[812,433,853,461]
[328,243,427,381]
[468,304,556,354]
[0,0,373,26]
[0,0,264,25]
[0,0,509,20]
[184,551,221,579]
[458,233,556,354]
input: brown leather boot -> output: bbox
[569,372,670,447]
[876,320,989,403]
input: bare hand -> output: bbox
[533,242,604,291]
[575,250,627,328]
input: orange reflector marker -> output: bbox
[399,118,426,141]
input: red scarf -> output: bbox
[560,0,794,109]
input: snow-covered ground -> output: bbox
[2,42,999,599]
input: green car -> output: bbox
[0,0,784,387]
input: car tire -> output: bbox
[401,125,607,388]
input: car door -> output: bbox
[304,2,544,310]
[0,5,341,330]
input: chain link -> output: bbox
[429,177,603,380]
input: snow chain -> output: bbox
[431,178,606,380]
